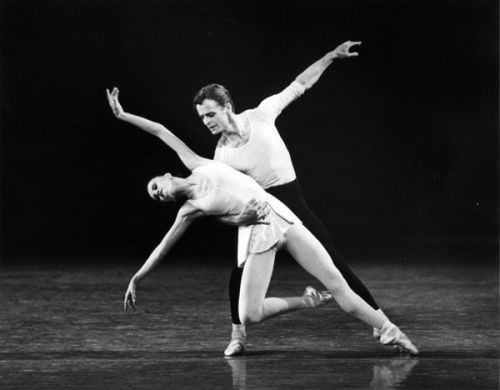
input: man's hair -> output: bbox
[193,84,235,112]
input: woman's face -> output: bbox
[147,173,175,202]
[196,99,231,135]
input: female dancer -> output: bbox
[106,87,418,355]
[193,41,398,355]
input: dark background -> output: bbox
[1,0,498,262]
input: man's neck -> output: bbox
[220,113,249,147]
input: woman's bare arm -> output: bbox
[107,87,211,171]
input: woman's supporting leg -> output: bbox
[225,261,330,356]
[238,249,330,325]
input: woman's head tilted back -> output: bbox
[147,173,176,202]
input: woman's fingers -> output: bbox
[106,88,119,115]
[124,293,129,311]
[124,291,136,311]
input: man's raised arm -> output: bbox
[295,40,361,91]
[257,41,361,121]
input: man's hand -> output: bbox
[331,40,362,59]
[238,198,270,226]
[295,40,362,90]
[217,198,270,226]
[107,87,125,119]
[124,278,138,311]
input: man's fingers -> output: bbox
[257,203,270,217]
[254,200,266,208]
[345,40,361,48]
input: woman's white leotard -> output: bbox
[187,161,301,266]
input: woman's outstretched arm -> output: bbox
[123,202,204,311]
[107,87,211,171]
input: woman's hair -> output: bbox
[193,84,235,112]
[147,175,176,202]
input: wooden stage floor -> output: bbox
[1,255,498,389]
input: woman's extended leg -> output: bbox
[267,180,380,310]
[283,223,386,329]
[284,223,418,354]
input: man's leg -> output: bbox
[225,265,246,357]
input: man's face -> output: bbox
[195,99,231,135]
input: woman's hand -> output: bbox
[124,277,138,311]
[107,87,125,119]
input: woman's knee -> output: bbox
[238,306,263,325]
[323,268,349,295]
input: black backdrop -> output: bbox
[1,0,498,262]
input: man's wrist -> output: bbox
[118,112,129,121]
[326,51,338,61]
